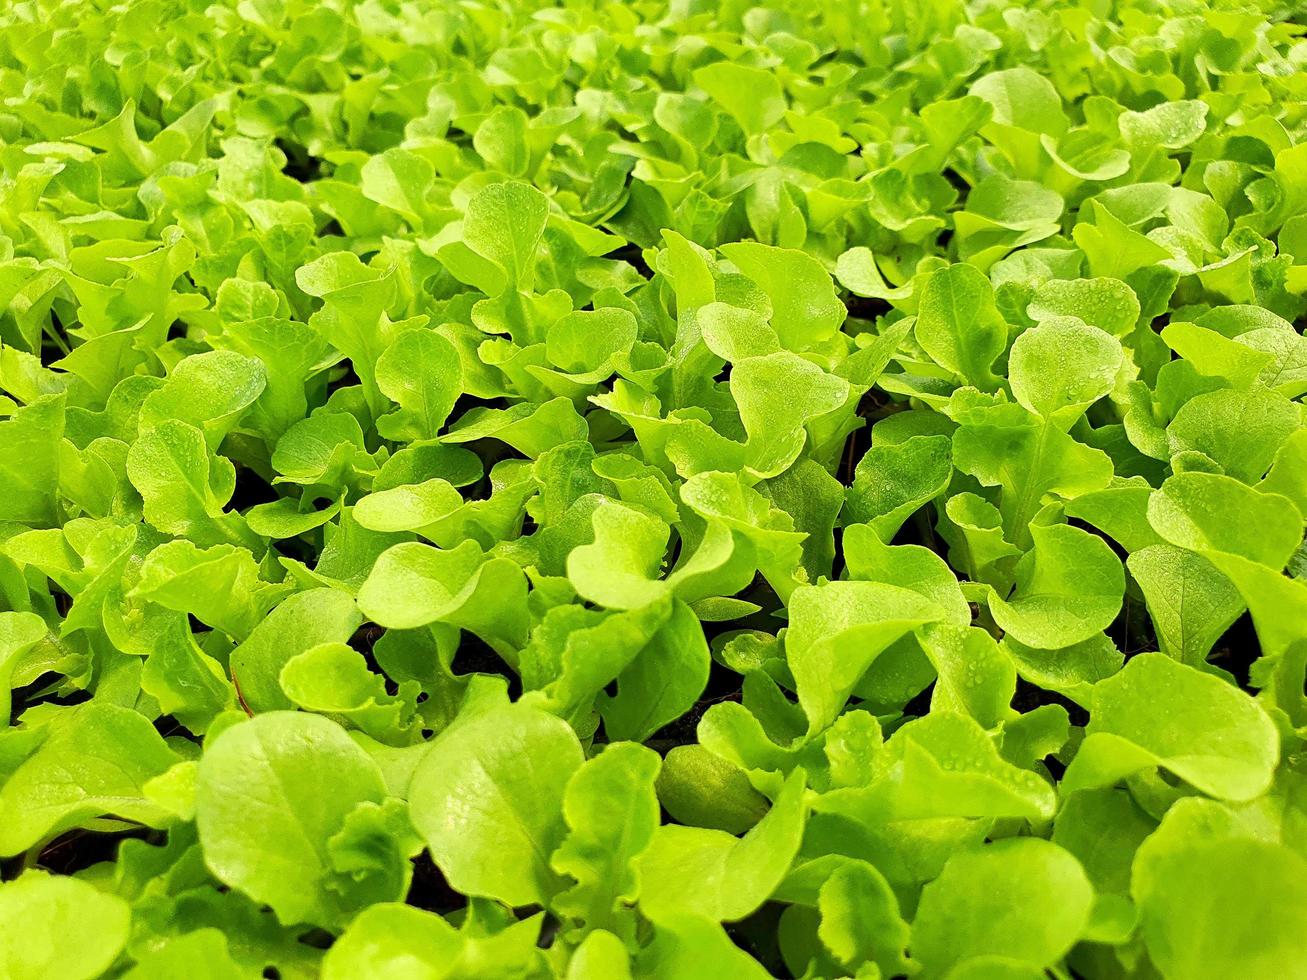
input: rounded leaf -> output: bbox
[195,712,389,927]
[1008,319,1123,426]
[0,873,130,980]
[408,703,584,907]
[910,839,1093,975]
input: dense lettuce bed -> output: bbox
[1,0,1306,977]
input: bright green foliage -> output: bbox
[408,703,584,908]
[195,712,403,929]
[0,873,130,980]
[910,839,1094,976]
[1,0,1306,976]
[1063,653,1279,802]
[1131,798,1307,980]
